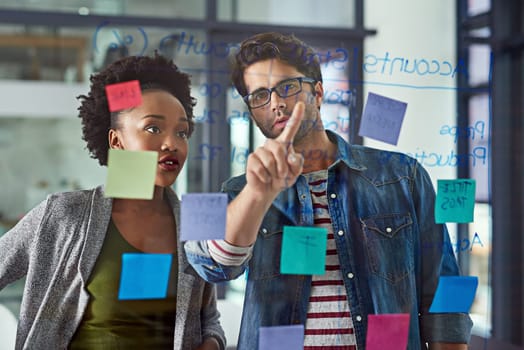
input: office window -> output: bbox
[0,0,206,20]
[218,0,356,28]
[458,0,492,337]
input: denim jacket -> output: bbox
[185,130,473,349]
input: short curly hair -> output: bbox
[77,53,196,166]
[231,32,323,98]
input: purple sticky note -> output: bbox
[259,325,304,350]
[366,314,410,350]
[358,92,407,145]
[180,193,227,241]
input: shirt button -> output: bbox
[337,230,344,236]
[300,194,306,200]
[356,315,362,322]
[261,228,268,234]
[385,227,393,233]
[330,193,337,199]
[347,272,354,279]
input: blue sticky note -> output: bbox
[435,179,476,223]
[118,253,172,300]
[180,193,227,241]
[259,325,304,350]
[358,92,407,145]
[429,276,478,313]
[280,226,327,275]
[366,314,410,350]
[105,149,157,199]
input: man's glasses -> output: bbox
[243,77,316,109]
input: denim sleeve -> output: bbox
[412,162,474,344]
[184,240,248,283]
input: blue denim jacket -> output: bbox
[185,131,473,349]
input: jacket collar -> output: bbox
[325,130,367,172]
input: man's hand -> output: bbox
[223,102,305,247]
[245,101,305,197]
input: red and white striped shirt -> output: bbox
[303,170,357,349]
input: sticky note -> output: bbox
[259,325,304,350]
[105,149,157,199]
[118,253,172,300]
[105,80,142,112]
[358,92,407,145]
[435,179,476,223]
[366,314,410,350]
[180,193,228,241]
[280,226,327,275]
[429,276,478,313]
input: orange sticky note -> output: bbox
[105,80,142,112]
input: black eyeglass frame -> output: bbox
[242,76,317,109]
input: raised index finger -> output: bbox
[276,101,305,146]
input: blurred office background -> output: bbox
[0,0,522,349]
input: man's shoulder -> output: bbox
[348,144,417,169]
[327,130,417,170]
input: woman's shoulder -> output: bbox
[37,186,107,221]
[44,186,100,208]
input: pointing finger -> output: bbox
[277,101,305,146]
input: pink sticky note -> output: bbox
[105,80,142,112]
[366,314,410,350]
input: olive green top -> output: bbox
[69,219,178,349]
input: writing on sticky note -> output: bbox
[105,80,142,112]
[105,149,157,199]
[280,226,327,275]
[435,179,476,223]
[429,276,478,313]
[366,314,410,350]
[180,193,227,241]
[259,325,304,350]
[358,92,407,145]
[118,253,172,300]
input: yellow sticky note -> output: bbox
[105,149,157,199]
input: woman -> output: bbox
[0,54,225,350]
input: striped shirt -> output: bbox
[303,170,357,349]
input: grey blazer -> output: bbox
[0,186,226,350]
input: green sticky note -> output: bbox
[435,179,476,223]
[105,149,157,199]
[280,226,327,275]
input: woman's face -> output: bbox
[108,89,190,188]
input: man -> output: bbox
[185,32,472,349]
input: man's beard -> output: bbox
[254,103,320,143]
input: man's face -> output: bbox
[243,59,323,144]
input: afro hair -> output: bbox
[77,53,196,166]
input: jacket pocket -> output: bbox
[361,213,414,283]
[249,226,284,280]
